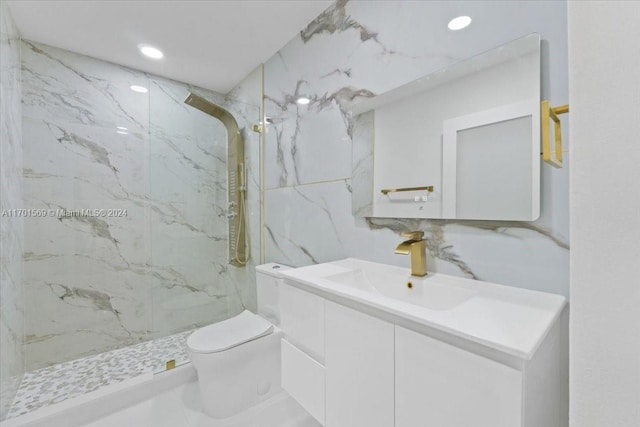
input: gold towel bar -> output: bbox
[381,186,434,195]
[542,101,570,168]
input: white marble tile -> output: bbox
[438,223,569,296]
[23,270,152,370]
[223,68,263,313]
[20,41,262,369]
[351,110,373,217]
[266,180,570,296]
[262,0,570,298]
[20,47,152,366]
[21,40,150,132]
[147,74,260,336]
[0,0,24,420]
[264,98,354,189]
[22,108,153,368]
[22,117,149,199]
[0,315,22,421]
[266,179,374,266]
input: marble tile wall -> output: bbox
[264,1,570,296]
[21,39,152,370]
[148,72,261,338]
[0,0,24,420]
[21,41,260,369]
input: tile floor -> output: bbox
[7,330,193,419]
[81,383,320,427]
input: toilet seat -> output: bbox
[187,310,273,354]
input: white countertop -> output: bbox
[280,258,567,360]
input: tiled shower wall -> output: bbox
[227,64,264,304]
[0,0,24,420]
[264,1,570,296]
[21,41,260,370]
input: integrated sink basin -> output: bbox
[324,265,477,311]
[280,258,567,359]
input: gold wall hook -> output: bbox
[542,100,570,168]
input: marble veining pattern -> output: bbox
[0,0,24,420]
[21,40,261,370]
[6,329,193,420]
[351,110,374,217]
[264,0,570,296]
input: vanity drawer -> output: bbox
[281,338,326,425]
[280,281,325,362]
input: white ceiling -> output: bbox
[6,0,332,93]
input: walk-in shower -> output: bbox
[184,93,249,266]
[0,37,260,421]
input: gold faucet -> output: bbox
[395,231,428,277]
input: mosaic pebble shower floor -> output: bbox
[6,330,193,420]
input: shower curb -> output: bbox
[0,364,196,427]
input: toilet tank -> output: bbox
[256,263,291,326]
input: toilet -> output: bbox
[187,263,290,419]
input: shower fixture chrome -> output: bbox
[184,92,249,266]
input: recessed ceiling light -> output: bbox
[116,126,128,130]
[296,97,311,105]
[116,130,128,135]
[138,45,164,59]
[130,85,148,93]
[448,16,472,31]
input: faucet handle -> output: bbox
[402,231,424,240]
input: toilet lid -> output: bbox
[187,310,273,354]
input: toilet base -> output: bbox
[189,327,283,419]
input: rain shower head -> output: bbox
[184,92,228,119]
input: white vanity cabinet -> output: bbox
[279,283,395,427]
[325,301,394,427]
[395,327,522,427]
[279,282,327,424]
[278,274,568,427]
[280,281,325,361]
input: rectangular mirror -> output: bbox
[352,34,540,220]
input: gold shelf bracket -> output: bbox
[381,186,434,195]
[541,100,570,168]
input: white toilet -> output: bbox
[187,263,290,419]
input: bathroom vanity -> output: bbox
[278,258,568,427]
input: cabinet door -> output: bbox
[280,282,325,362]
[395,326,522,427]
[325,301,394,427]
